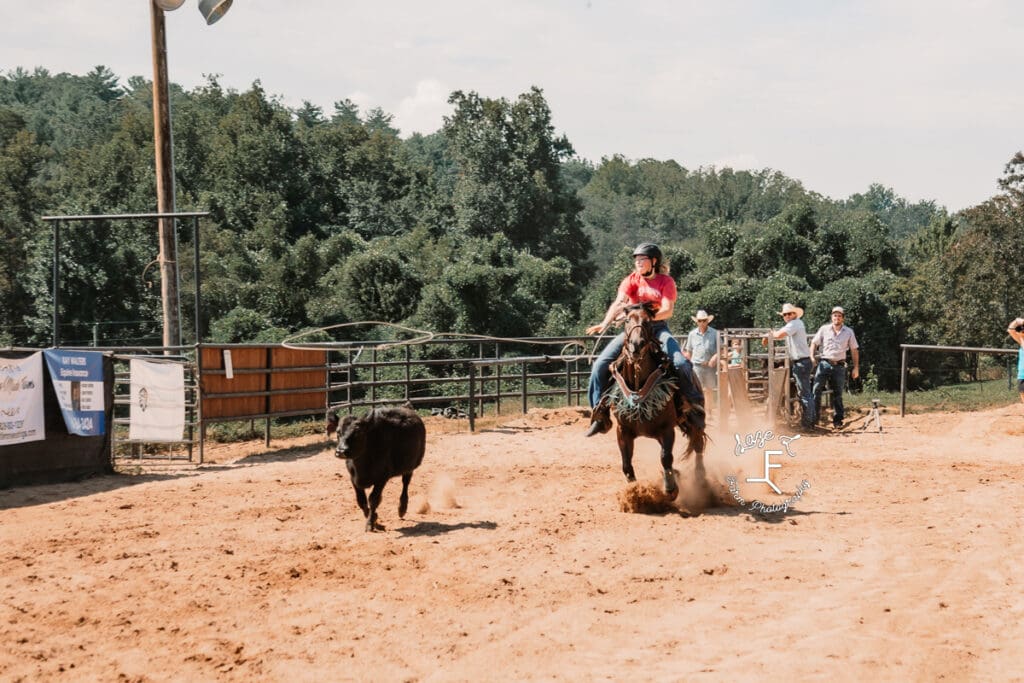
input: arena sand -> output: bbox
[2,404,1023,681]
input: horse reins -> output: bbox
[610,312,665,404]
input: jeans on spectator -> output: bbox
[812,360,847,426]
[791,357,815,427]
[588,322,701,408]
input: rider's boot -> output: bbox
[675,388,706,433]
[674,364,706,432]
[673,390,686,425]
[585,400,612,437]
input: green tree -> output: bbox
[443,87,590,276]
[733,220,815,282]
[335,247,422,323]
[0,108,50,342]
[842,183,945,240]
[701,219,739,259]
[209,306,288,343]
[938,197,1024,347]
[997,151,1024,205]
[411,235,566,338]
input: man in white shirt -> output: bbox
[769,303,815,430]
[809,306,860,429]
[682,310,719,412]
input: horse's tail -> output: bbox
[680,403,708,456]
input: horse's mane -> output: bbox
[623,302,657,317]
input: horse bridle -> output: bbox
[610,305,664,402]
[622,306,657,366]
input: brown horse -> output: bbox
[606,304,707,499]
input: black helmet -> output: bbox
[632,242,662,263]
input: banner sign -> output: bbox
[42,349,106,436]
[129,359,185,442]
[0,352,46,446]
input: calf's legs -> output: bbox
[351,473,415,531]
[352,482,389,532]
[398,472,412,518]
[353,485,369,517]
[365,482,386,532]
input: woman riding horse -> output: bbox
[608,304,692,496]
[585,243,705,437]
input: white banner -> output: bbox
[129,359,185,442]
[0,352,46,446]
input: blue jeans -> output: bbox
[813,360,847,426]
[588,323,701,408]
[791,357,815,427]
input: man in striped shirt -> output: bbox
[810,306,860,429]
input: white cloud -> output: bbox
[2,0,1022,211]
[394,80,452,136]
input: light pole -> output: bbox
[149,0,232,349]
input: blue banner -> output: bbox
[42,350,106,436]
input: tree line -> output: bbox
[1,66,1022,389]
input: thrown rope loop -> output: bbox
[281,320,619,363]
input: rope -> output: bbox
[281,320,621,363]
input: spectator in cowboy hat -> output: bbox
[810,306,860,429]
[683,309,719,411]
[1008,317,1024,404]
[768,303,815,430]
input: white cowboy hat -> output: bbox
[831,306,845,314]
[691,309,714,324]
[778,303,804,318]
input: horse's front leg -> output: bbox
[617,428,636,483]
[660,428,678,499]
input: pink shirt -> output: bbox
[618,272,677,312]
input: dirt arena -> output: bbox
[2,403,1023,681]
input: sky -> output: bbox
[2,0,1022,212]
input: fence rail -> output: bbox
[323,338,592,433]
[23,338,1021,474]
[899,343,1020,416]
[127,338,592,460]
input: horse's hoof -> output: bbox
[663,471,679,500]
[625,473,636,483]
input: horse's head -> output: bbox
[623,304,657,360]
